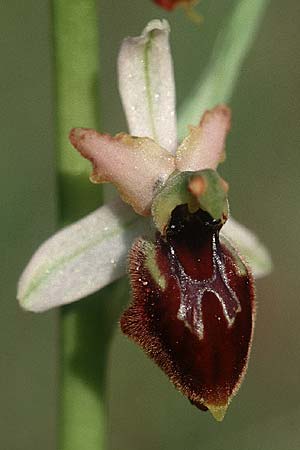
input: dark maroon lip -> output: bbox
[121,205,255,420]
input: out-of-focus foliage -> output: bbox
[1,0,300,449]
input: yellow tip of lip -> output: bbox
[206,403,228,422]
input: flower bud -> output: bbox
[154,0,197,11]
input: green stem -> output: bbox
[52,1,114,449]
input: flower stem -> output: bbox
[52,1,116,449]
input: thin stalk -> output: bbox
[52,1,115,449]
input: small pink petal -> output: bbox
[175,105,231,172]
[70,128,175,215]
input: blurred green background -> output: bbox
[1,0,300,449]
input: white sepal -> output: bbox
[18,199,150,312]
[118,19,177,154]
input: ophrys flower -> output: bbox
[17,20,271,420]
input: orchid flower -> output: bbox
[18,20,271,421]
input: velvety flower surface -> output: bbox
[17,19,271,420]
[121,205,255,420]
